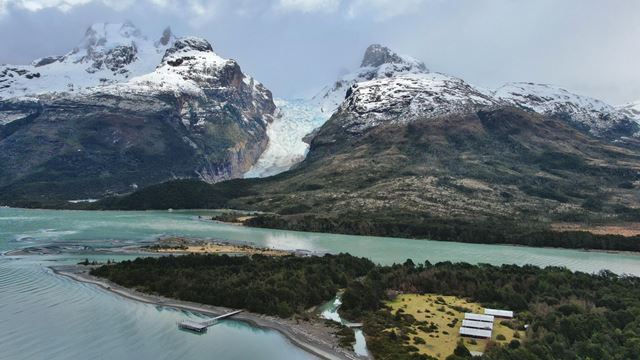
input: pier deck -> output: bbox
[178,310,243,332]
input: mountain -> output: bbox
[0,22,173,100]
[619,101,640,124]
[97,46,640,248]
[494,83,639,139]
[247,45,640,183]
[311,44,428,114]
[0,23,275,204]
[336,72,497,134]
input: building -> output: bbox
[484,308,514,318]
[464,313,495,323]
[459,327,492,339]
[462,319,493,330]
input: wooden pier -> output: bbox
[178,310,243,333]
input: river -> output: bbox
[1,207,639,360]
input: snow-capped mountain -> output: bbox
[322,46,638,139]
[311,44,638,139]
[494,83,637,137]
[335,72,497,133]
[244,44,429,178]
[0,22,175,100]
[619,101,640,124]
[0,23,276,201]
[93,36,275,131]
[248,44,640,180]
[312,44,428,114]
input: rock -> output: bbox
[0,23,275,202]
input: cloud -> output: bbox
[1,0,428,19]
[1,0,638,103]
[276,0,340,13]
[9,0,94,12]
[347,0,428,21]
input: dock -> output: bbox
[178,309,243,333]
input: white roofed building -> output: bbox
[484,308,514,318]
[462,319,493,330]
[459,327,492,339]
[464,313,494,323]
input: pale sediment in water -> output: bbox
[2,208,639,276]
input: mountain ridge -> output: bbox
[0,22,175,100]
[0,23,276,202]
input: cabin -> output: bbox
[484,308,514,319]
[459,326,492,339]
[462,319,493,330]
[464,313,495,323]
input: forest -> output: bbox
[90,253,375,317]
[340,260,640,360]
[245,214,640,252]
[91,253,640,359]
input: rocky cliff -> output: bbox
[0,23,275,203]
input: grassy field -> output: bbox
[385,294,522,359]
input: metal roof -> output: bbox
[459,327,492,338]
[462,319,493,330]
[484,308,514,318]
[464,313,494,323]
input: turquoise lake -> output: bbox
[1,207,639,359]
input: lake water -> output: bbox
[1,207,639,360]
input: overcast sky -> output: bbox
[0,0,638,104]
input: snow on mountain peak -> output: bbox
[121,36,229,96]
[494,82,635,136]
[335,72,497,133]
[333,78,639,138]
[79,22,143,50]
[361,44,427,71]
[619,101,640,124]
[312,44,429,113]
[0,22,174,100]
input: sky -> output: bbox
[0,0,638,104]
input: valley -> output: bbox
[1,13,640,360]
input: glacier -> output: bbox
[244,99,329,178]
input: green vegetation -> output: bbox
[90,253,374,318]
[245,215,640,252]
[90,108,640,252]
[92,253,640,359]
[341,260,640,360]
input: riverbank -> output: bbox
[51,265,362,360]
[208,216,640,257]
[144,236,294,257]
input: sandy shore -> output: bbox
[51,265,361,360]
[148,238,291,257]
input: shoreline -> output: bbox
[209,217,640,257]
[3,206,639,256]
[50,265,361,360]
